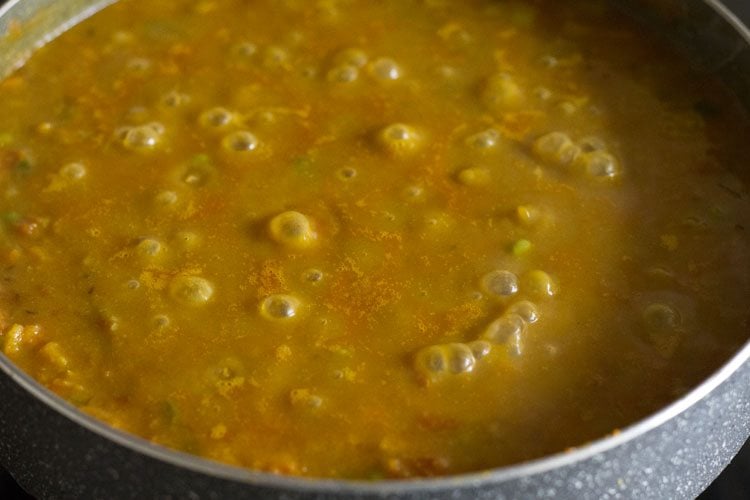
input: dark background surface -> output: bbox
[1,0,750,499]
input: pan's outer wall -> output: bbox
[1,356,748,500]
[1,0,750,498]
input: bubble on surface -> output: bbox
[482,314,526,344]
[269,211,317,249]
[482,72,523,110]
[540,55,558,68]
[200,107,235,129]
[290,388,323,409]
[334,48,368,68]
[414,345,447,376]
[233,41,258,57]
[260,294,301,320]
[303,269,324,283]
[170,275,214,306]
[369,57,401,81]
[136,238,162,258]
[337,167,357,180]
[222,131,259,152]
[118,122,165,151]
[262,46,289,69]
[155,190,178,207]
[161,91,191,108]
[579,136,607,153]
[445,343,476,374]
[533,131,580,167]
[643,303,681,332]
[126,57,151,73]
[576,151,621,180]
[153,315,170,329]
[507,300,539,324]
[327,64,359,83]
[378,123,421,156]
[175,231,201,250]
[467,340,492,361]
[533,86,552,100]
[466,128,500,150]
[60,162,87,181]
[181,166,211,187]
[481,270,519,298]
[402,185,425,202]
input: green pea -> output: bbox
[511,239,532,256]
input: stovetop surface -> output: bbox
[1,0,750,498]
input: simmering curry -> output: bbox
[1,0,749,479]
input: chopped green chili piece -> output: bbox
[190,153,211,167]
[16,158,32,174]
[2,211,22,224]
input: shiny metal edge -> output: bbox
[0,0,117,78]
[0,0,748,495]
[705,0,750,44]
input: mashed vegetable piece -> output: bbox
[1,0,750,479]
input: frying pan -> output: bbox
[1,0,750,498]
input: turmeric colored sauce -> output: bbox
[1,0,749,479]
